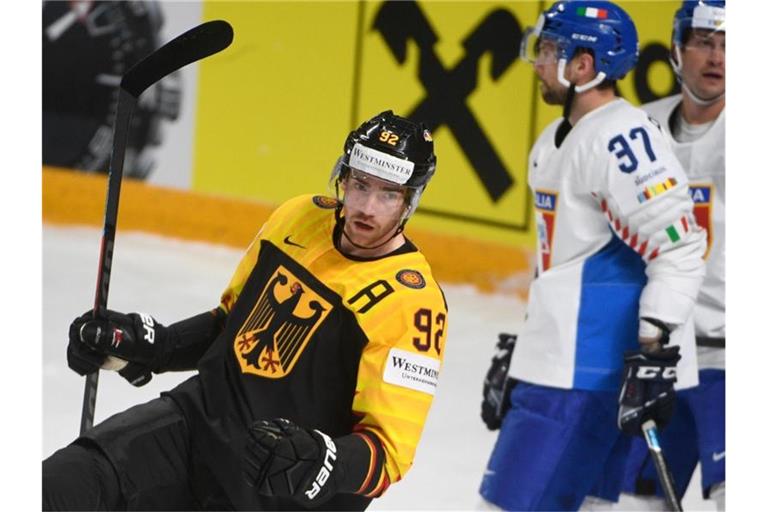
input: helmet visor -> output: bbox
[339,167,413,220]
[520,15,566,66]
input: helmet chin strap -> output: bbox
[563,82,576,122]
[681,81,724,106]
[671,46,725,106]
[557,58,607,93]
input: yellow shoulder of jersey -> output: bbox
[258,194,338,244]
[219,194,338,312]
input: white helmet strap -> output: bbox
[557,58,607,93]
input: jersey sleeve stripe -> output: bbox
[351,430,386,496]
[365,471,391,498]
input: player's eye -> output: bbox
[382,191,403,202]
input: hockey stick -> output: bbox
[642,420,683,511]
[79,20,234,435]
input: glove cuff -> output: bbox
[117,362,153,387]
[336,431,388,497]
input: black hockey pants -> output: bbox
[42,396,209,510]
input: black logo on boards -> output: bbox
[632,43,680,103]
[372,1,523,203]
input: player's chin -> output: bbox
[348,231,382,249]
[696,82,725,101]
[346,224,377,243]
[541,86,566,106]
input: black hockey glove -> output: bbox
[244,418,345,508]
[618,345,681,436]
[481,333,517,431]
[67,309,168,387]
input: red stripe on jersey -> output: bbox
[614,218,622,231]
[629,233,638,249]
[649,248,660,261]
[638,240,648,257]
[621,227,629,240]
[365,471,391,498]
[681,216,689,232]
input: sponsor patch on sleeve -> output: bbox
[312,195,339,209]
[383,348,440,395]
[396,269,426,289]
[636,177,678,204]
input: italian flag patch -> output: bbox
[665,216,690,243]
[577,6,609,19]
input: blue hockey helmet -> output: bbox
[672,1,726,47]
[521,1,639,92]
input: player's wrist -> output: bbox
[638,317,671,353]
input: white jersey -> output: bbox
[643,95,725,370]
[509,99,706,391]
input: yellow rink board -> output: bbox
[42,167,531,293]
[43,1,681,295]
[193,0,680,249]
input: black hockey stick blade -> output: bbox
[642,420,683,511]
[121,19,234,98]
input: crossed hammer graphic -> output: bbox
[373,1,523,202]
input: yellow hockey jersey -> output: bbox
[169,194,447,509]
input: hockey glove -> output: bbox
[481,333,517,431]
[244,418,345,507]
[67,309,168,387]
[244,419,390,507]
[618,345,681,436]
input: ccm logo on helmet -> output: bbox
[636,366,676,380]
[304,431,338,500]
[571,33,597,42]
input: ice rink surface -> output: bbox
[42,225,713,510]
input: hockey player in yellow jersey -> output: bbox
[44,111,448,510]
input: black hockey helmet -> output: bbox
[339,110,436,189]
[330,110,437,222]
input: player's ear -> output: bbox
[575,51,596,82]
